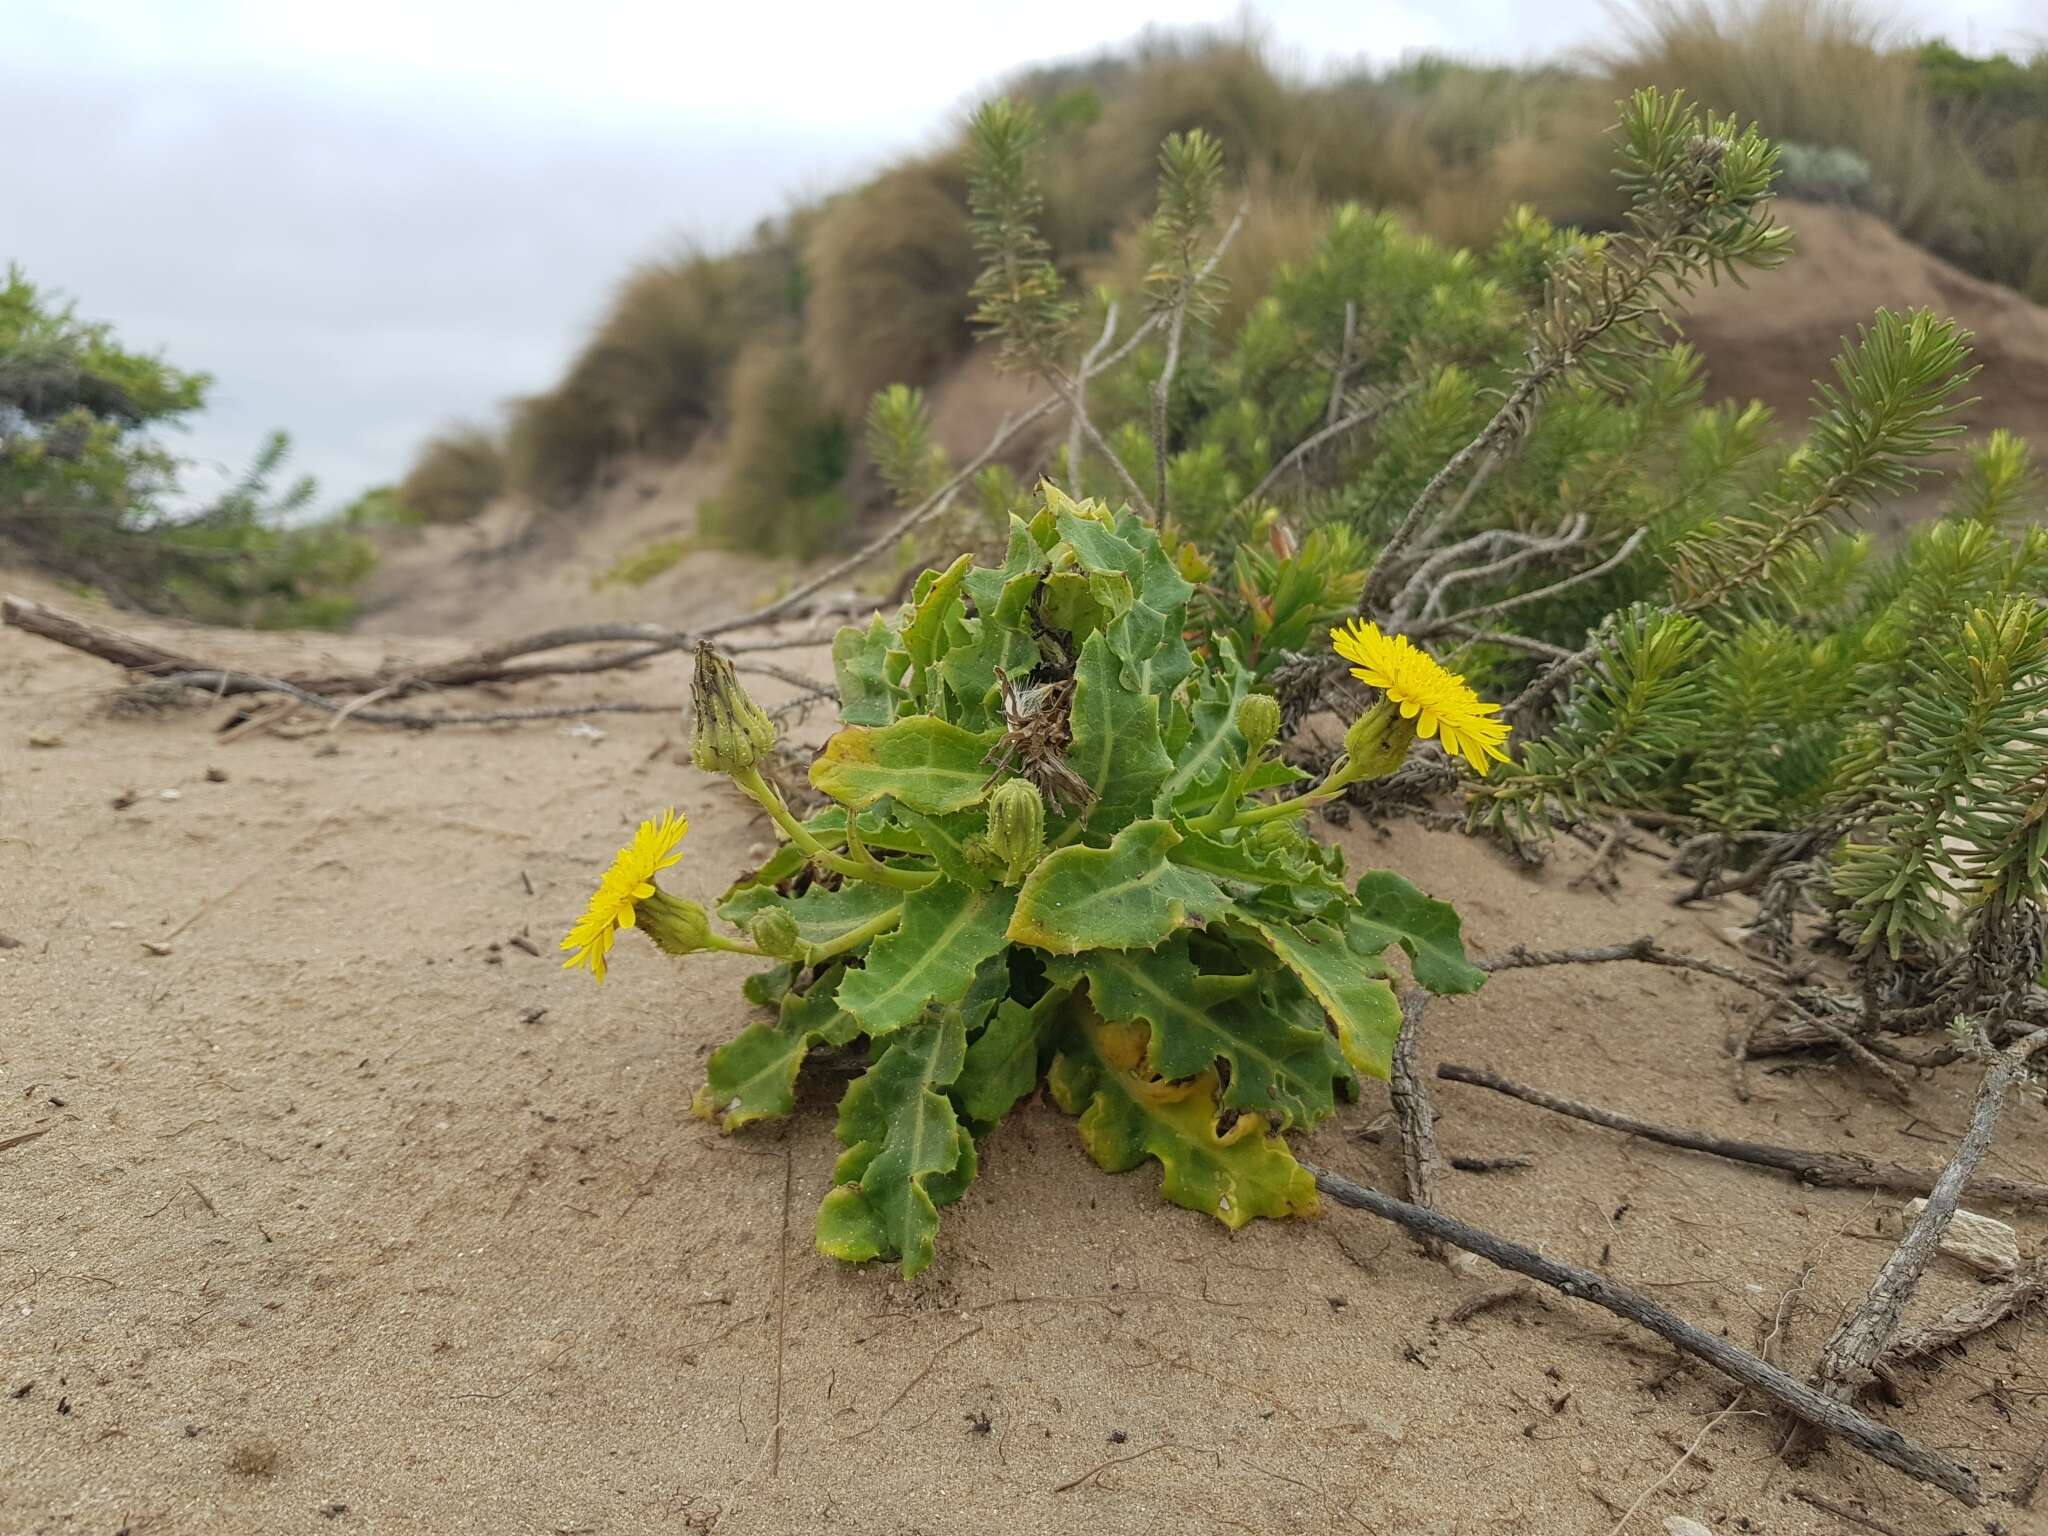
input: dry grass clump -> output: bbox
[804,158,979,413]
[396,424,504,524]
[1600,0,1986,262]
[697,341,850,559]
[508,235,808,508]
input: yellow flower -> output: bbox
[1330,620,1512,775]
[561,809,688,981]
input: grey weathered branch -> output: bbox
[1302,1159,1980,1502]
[1236,385,1413,515]
[1436,1062,2048,1208]
[1067,302,1121,483]
[1388,989,1445,1258]
[1806,1027,2048,1412]
[150,671,675,730]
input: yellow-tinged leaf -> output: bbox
[1048,1010,1318,1230]
[811,717,1001,814]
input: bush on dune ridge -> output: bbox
[414,1,2048,560]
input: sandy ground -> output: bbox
[4,562,2047,1536]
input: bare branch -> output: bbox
[1388,989,1444,1258]
[1419,528,1648,637]
[1806,1028,2048,1409]
[1067,301,1121,483]
[1436,1061,2048,1209]
[1236,385,1414,515]
[149,671,674,730]
[1301,1159,1981,1502]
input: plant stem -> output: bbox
[805,904,907,965]
[733,768,938,892]
[704,934,770,958]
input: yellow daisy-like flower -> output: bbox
[1331,619,1512,775]
[561,809,688,981]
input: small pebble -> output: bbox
[1662,1518,1714,1536]
[27,731,63,748]
[159,788,181,801]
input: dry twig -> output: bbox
[1800,1027,2048,1422]
[1436,1062,2048,1208]
[1301,1159,1980,1501]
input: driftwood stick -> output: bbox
[1806,1028,2048,1412]
[1300,1160,1980,1503]
[1477,935,1780,1000]
[137,671,671,730]
[4,593,695,699]
[1436,1063,2048,1209]
[1388,989,1445,1258]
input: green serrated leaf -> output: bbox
[1048,937,1348,1127]
[693,967,861,1131]
[832,613,899,727]
[1348,870,1487,995]
[955,986,1068,1127]
[962,516,1042,615]
[902,552,974,682]
[1227,910,1403,1079]
[1055,506,1196,691]
[889,804,997,889]
[1039,567,1133,641]
[938,613,1040,731]
[1048,1010,1318,1230]
[1008,820,1227,954]
[837,881,1018,1035]
[1168,824,1347,903]
[816,1011,974,1277]
[741,961,800,1007]
[1067,632,1172,839]
[718,880,904,955]
[812,717,1001,814]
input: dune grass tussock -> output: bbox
[397,424,504,524]
[804,158,981,414]
[697,341,851,560]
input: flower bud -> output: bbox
[636,889,712,956]
[690,642,777,776]
[1334,697,1418,787]
[985,778,1046,884]
[748,908,802,960]
[1235,693,1281,756]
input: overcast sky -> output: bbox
[7,1,2040,513]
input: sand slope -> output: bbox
[4,586,2046,1534]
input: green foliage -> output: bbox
[0,268,372,626]
[965,99,1075,371]
[1833,601,2048,958]
[592,536,693,589]
[1668,309,1975,610]
[863,384,952,509]
[677,488,1483,1276]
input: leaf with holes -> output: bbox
[1048,1009,1318,1229]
